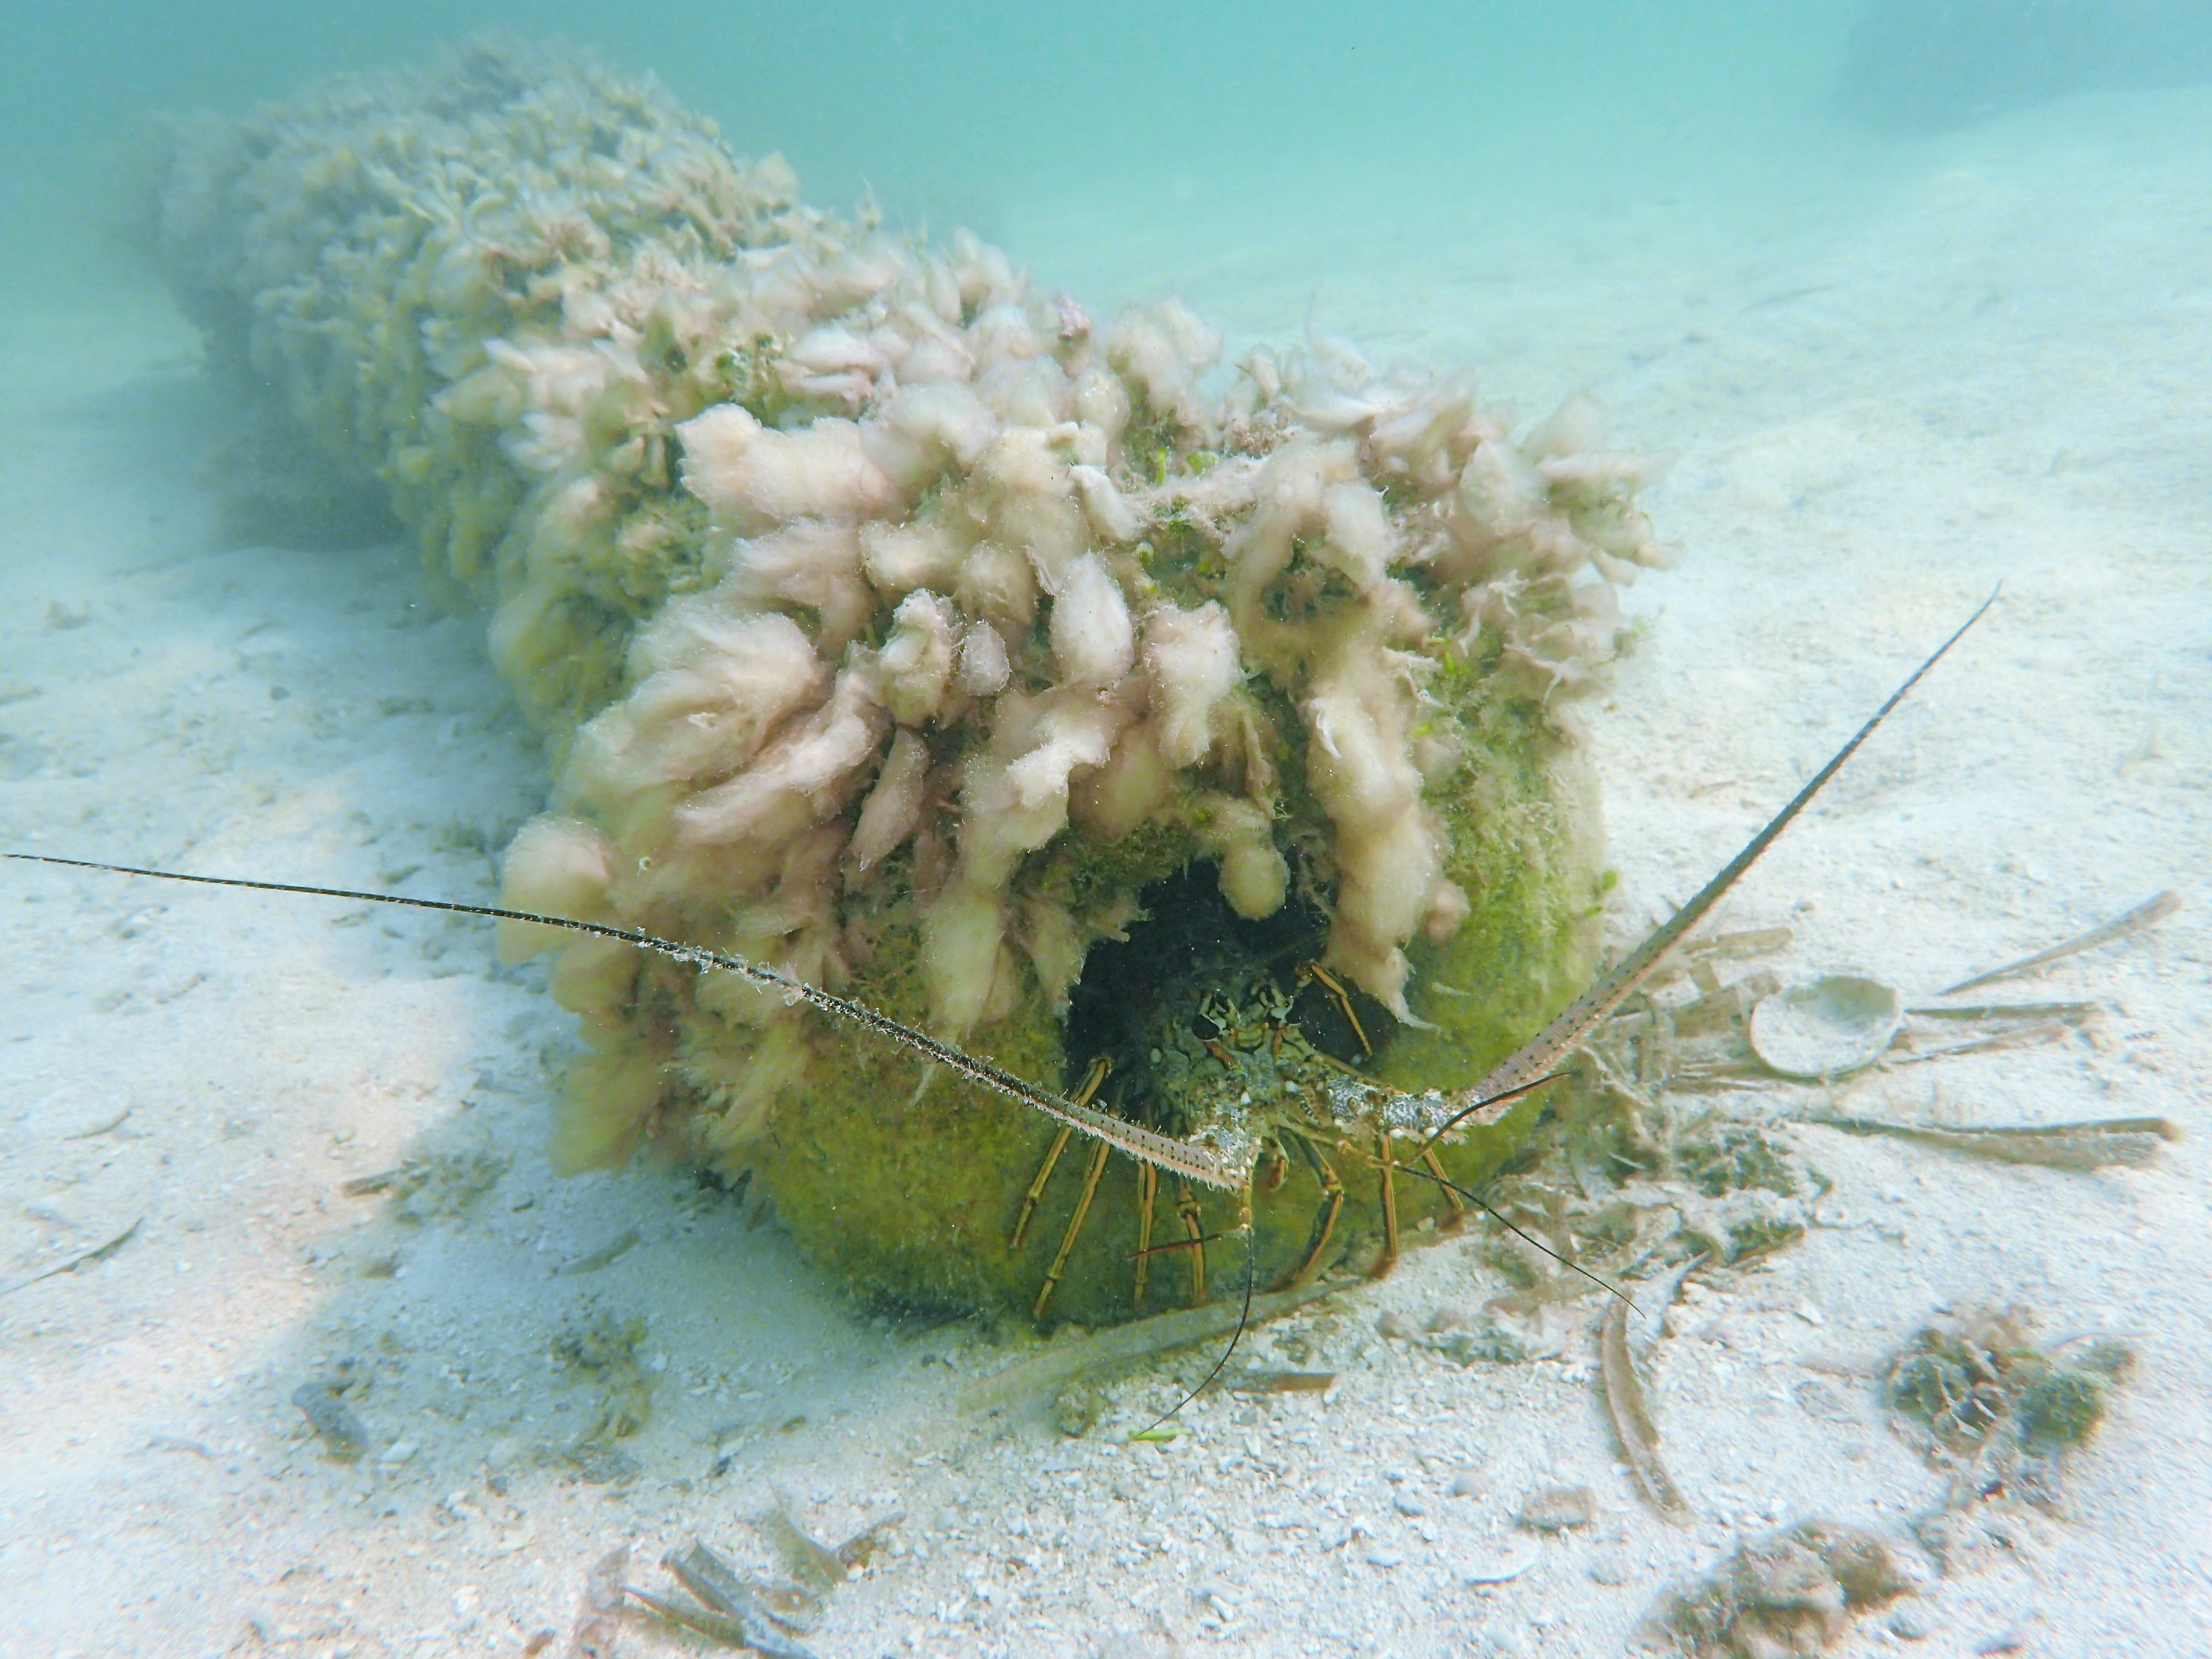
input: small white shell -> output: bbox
[1460,1536,1541,1585]
[1748,975,1905,1079]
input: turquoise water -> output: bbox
[15,2,2209,383]
[3,3,1874,300]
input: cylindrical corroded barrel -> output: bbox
[156,38,1665,1325]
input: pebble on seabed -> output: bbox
[1888,1605,1935,1641]
[1515,1484,1596,1532]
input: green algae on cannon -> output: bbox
[152,37,1661,1326]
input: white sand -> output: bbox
[2,87,2207,1659]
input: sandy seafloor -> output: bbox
[2,84,2209,1659]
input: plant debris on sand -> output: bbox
[1655,1521,1915,1658]
[1886,1303,2134,1514]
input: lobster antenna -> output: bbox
[1413,584,2001,1155]
[0,851,1235,1190]
[1398,1158,1638,1310]
[1133,1228,1259,1439]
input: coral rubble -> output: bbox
[1886,1304,2133,1515]
[155,37,1666,1322]
[1656,1521,1914,1659]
